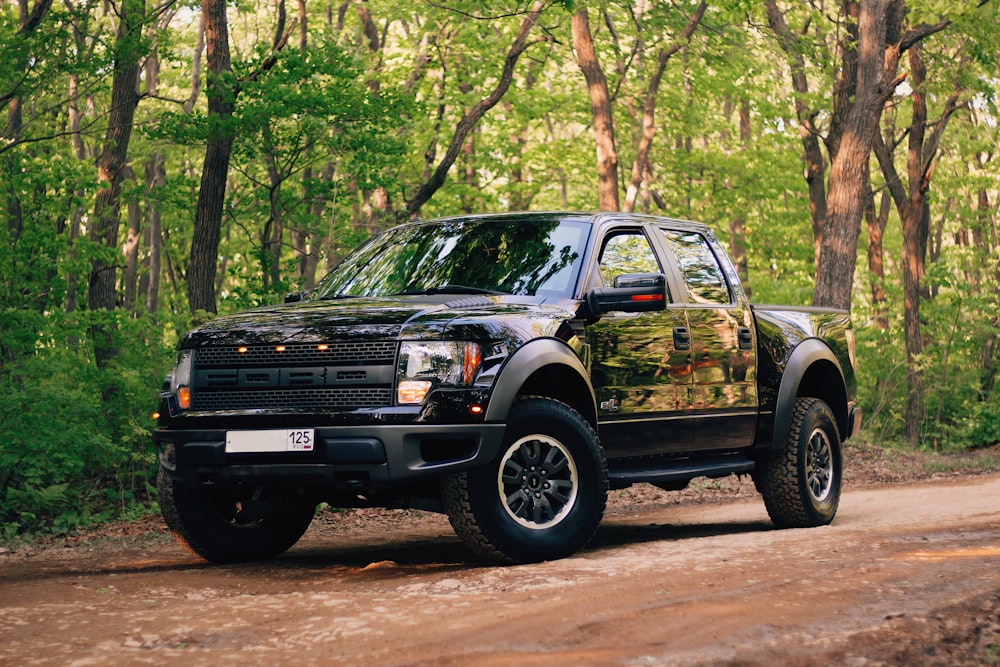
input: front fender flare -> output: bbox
[484,339,596,424]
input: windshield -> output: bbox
[311,217,591,299]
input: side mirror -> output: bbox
[586,273,667,316]
[284,290,309,303]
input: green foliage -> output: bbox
[0,310,171,536]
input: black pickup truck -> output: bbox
[155,212,861,564]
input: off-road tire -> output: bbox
[158,467,315,564]
[754,397,842,528]
[443,397,608,564]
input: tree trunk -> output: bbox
[141,28,165,315]
[144,152,164,314]
[4,0,31,246]
[811,0,888,311]
[727,98,752,294]
[299,161,334,289]
[979,188,999,400]
[572,7,618,211]
[865,189,890,332]
[767,1,952,312]
[88,0,143,367]
[122,166,141,312]
[65,71,88,313]
[187,0,235,316]
[764,0,827,268]
[873,43,961,445]
[900,201,925,445]
[262,125,284,293]
[183,11,205,114]
[623,1,706,213]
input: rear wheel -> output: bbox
[754,397,842,528]
[158,468,315,563]
[443,397,608,563]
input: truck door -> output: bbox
[588,229,695,457]
[657,228,758,449]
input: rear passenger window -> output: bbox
[660,230,731,305]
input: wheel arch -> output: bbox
[770,339,850,451]
[484,339,597,429]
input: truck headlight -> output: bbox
[396,342,481,405]
[170,350,193,410]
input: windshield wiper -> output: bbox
[397,284,505,296]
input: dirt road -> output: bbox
[3,474,999,666]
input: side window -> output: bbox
[598,232,661,287]
[660,230,732,305]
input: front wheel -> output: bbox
[443,397,608,564]
[753,397,842,528]
[158,468,315,563]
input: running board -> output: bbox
[608,456,755,489]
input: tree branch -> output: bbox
[236,19,298,94]
[405,0,550,217]
[20,0,54,34]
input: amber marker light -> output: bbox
[237,346,248,354]
[317,344,329,351]
[397,380,432,404]
[469,404,484,416]
[151,411,160,420]
[275,345,286,352]
[178,387,191,409]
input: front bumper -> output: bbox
[154,422,506,492]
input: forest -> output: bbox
[1,0,998,536]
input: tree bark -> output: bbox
[872,43,962,445]
[729,98,752,295]
[186,8,295,313]
[765,0,828,270]
[864,188,890,333]
[766,1,952,312]
[183,11,205,114]
[141,24,166,315]
[88,0,143,367]
[811,0,888,311]
[572,7,618,211]
[504,56,543,212]
[122,166,141,312]
[262,125,284,293]
[144,153,165,314]
[187,0,235,316]
[978,185,999,400]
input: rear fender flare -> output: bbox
[770,338,847,451]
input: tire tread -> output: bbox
[755,397,840,529]
[442,396,607,563]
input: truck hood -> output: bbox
[177,295,580,349]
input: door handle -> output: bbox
[673,326,691,351]
[738,327,753,350]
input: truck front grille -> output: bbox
[190,342,397,412]
[191,388,394,411]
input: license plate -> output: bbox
[225,429,315,453]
